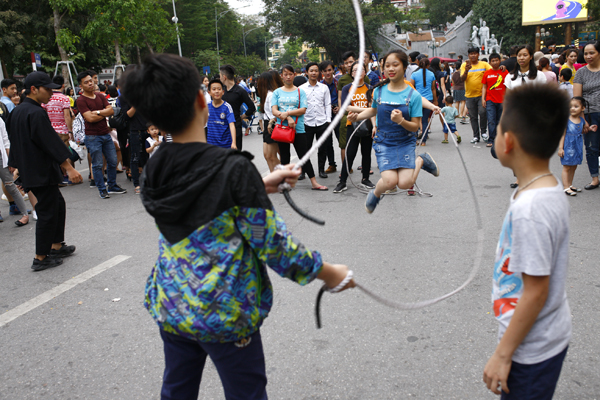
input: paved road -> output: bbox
[1,118,599,399]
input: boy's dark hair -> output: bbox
[501,85,569,159]
[319,60,334,71]
[208,78,225,91]
[468,47,480,54]
[1,79,16,89]
[98,83,107,92]
[121,53,201,135]
[88,69,97,77]
[509,45,518,56]
[146,121,157,129]
[489,53,501,61]
[409,51,420,62]
[481,57,488,63]
[445,95,454,104]
[219,64,235,81]
[342,51,356,61]
[560,68,572,81]
[76,71,91,83]
[52,75,64,86]
[305,61,319,72]
[294,68,301,74]
[107,85,119,97]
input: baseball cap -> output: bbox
[23,71,61,90]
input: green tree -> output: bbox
[0,7,31,77]
[263,0,388,63]
[471,0,536,53]
[423,0,474,26]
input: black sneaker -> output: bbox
[50,243,76,258]
[99,189,110,199]
[361,179,376,189]
[333,181,347,193]
[108,185,127,195]
[89,179,96,188]
[31,257,63,271]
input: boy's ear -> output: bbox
[503,129,515,154]
[197,89,206,109]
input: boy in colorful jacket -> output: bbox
[122,54,354,400]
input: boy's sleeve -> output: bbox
[509,217,553,276]
[226,103,236,124]
[231,159,323,285]
[341,84,350,105]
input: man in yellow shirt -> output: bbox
[460,47,491,143]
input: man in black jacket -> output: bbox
[220,65,256,151]
[8,72,82,271]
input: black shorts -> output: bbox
[263,118,276,145]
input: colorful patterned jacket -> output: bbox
[141,142,323,343]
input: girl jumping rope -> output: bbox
[348,50,440,213]
[559,96,596,196]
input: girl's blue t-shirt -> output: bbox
[372,85,423,120]
[271,87,308,133]
[411,69,436,101]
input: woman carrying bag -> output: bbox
[271,64,327,190]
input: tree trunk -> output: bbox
[136,46,142,64]
[114,39,123,79]
[141,32,154,54]
[53,7,70,87]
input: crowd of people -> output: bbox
[2,37,600,399]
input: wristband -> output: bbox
[327,270,353,293]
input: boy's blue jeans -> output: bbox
[501,345,568,400]
[160,329,267,400]
[85,134,117,192]
[486,100,503,142]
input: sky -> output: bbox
[225,0,264,16]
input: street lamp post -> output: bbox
[215,5,251,69]
[427,41,440,57]
[243,26,262,58]
[171,0,182,57]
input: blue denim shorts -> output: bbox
[443,123,457,134]
[372,131,417,171]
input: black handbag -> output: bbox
[352,120,372,138]
[108,106,129,130]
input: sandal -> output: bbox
[311,185,328,191]
[135,186,141,195]
[486,142,493,147]
[570,186,582,192]
[441,140,448,144]
[564,188,577,196]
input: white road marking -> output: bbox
[261,156,298,177]
[0,255,131,328]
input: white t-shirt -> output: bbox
[504,69,547,89]
[493,182,571,364]
[405,63,419,80]
[264,91,275,120]
[146,136,163,158]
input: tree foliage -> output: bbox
[471,0,537,53]
[422,0,474,26]
[263,0,394,63]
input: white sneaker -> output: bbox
[23,193,28,201]
[470,137,480,143]
[482,133,489,141]
[1,194,7,201]
[32,210,38,221]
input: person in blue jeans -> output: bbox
[481,53,508,148]
[410,58,437,145]
[75,71,126,199]
[573,41,600,190]
[440,96,461,144]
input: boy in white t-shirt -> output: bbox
[483,84,572,399]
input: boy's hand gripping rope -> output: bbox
[316,112,485,328]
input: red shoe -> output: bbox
[407,185,415,196]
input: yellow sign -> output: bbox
[522,0,588,26]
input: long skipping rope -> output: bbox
[272,0,485,328]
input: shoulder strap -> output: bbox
[406,87,414,106]
[376,85,382,104]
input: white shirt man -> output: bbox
[300,63,332,178]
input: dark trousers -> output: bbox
[116,127,130,169]
[129,130,144,187]
[486,100,503,142]
[235,121,243,151]
[584,112,600,178]
[341,125,373,183]
[466,96,487,139]
[305,123,330,172]
[278,133,315,178]
[160,330,267,400]
[421,108,433,142]
[29,185,66,256]
[501,346,568,400]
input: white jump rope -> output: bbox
[271,0,484,327]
